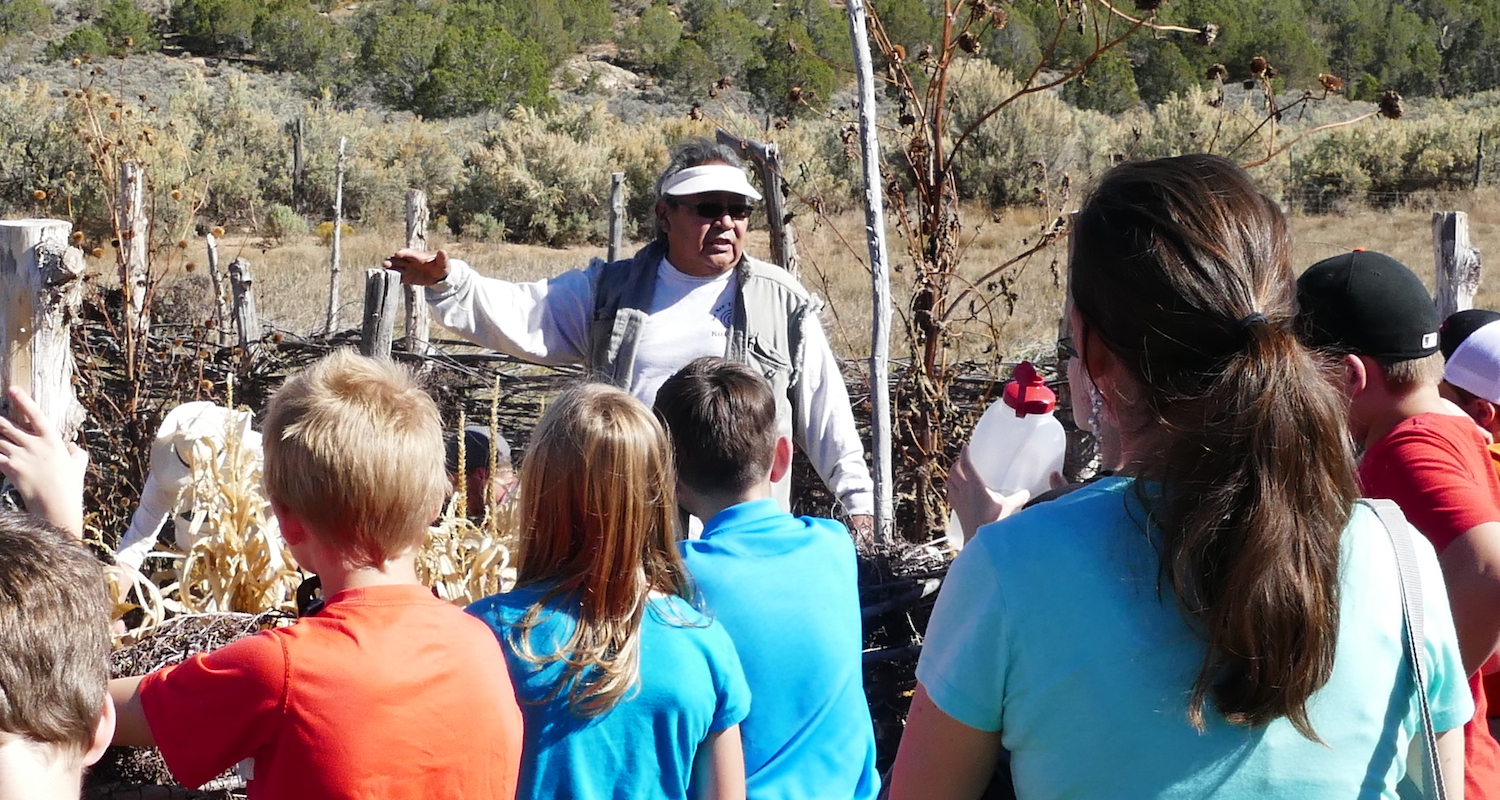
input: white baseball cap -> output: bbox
[660,164,763,201]
[1445,319,1500,403]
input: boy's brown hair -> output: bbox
[0,511,111,756]
[652,357,778,495]
[262,349,448,567]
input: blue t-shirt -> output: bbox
[918,476,1473,799]
[467,584,751,800]
[680,499,881,800]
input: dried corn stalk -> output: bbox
[176,407,302,614]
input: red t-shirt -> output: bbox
[1360,412,1500,799]
[140,584,523,799]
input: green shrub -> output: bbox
[749,19,835,116]
[173,0,260,54]
[467,213,505,241]
[622,2,682,70]
[47,25,111,59]
[263,204,309,241]
[0,0,52,38]
[95,0,158,52]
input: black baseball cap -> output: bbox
[1295,250,1440,360]
[1440,309,1500,360]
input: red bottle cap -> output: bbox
[1002,361,1057,417]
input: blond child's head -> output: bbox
[0,511,113,771]
[261,350,447,568]
[513,382,689,716]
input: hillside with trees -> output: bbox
[1,0,1497,119]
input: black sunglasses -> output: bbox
[672,200,754,221]
[1057,336,1079,359]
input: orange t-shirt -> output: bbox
[1360,413,1500,799]
[140,584,523,799]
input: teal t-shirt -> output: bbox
[680,499,881,800]
[467,584,750,800]
[917,477,1473,799]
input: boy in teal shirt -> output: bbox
[654,357,880,800]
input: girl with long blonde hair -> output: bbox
[467,383,748,800]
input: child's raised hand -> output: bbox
[0,386,88,539]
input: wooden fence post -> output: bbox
[325,136,347,334]
[118,160,149,339]
[845,0,894,542]
[1434,211,1483,319]
[291,117,306,211]
[228,258,260,357]
[607,172,625,263]
[205,232,230,346]
[0,220,86,439]
[714,130,800,276]
[1476,132,1486,191]
[361,268,402,360]
[403,189,431,355]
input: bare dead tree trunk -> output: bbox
[607,172,625,263]
[325,136,347,335]
[1434,211,1483,319]
[205,232,230,346]
[362,268,403,360]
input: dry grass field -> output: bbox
[142,191,1500,368]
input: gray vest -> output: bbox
[585,240,820,442]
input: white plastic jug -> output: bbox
[947,361,1066,550]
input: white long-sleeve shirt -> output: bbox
[426,257,875,516]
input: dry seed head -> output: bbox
[958,32,981,54]
[71,231,85,244]
[171,190,183,200]
[899,111,917,126]
[1379,90,1403,119]
[992,8,1009,27]
[124,36,133,48]
[918,44,933,61]
[60,89,70,97]
[70,58,81,67]
[1195,24,1219,46]
[198,379,213,394]
[1263,65,1278,79]
[31,190,46,200]
[788,86,804,103]
[109,111,119,120]
[891,44,907,62]
[138,93,148,102]
[184,262,196,272]
[1249,56,1268,76]
[177,239,189,249]
[65,171,75,181]
[212,226,225,237]
[1206,63,1227,81]
[689,104,704,121]
[1318,73,1344,93]
[90,247,104,258]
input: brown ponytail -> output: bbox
[1069,154,1359,739]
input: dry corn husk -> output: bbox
[175,406,302,615]
[418,492,518,606]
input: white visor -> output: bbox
[660,164,763,201]
[1445,319,1500,404]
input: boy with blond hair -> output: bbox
[0,510,114,799]
[104,350,524,798]
[653,357,880,800]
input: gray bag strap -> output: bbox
[1363,498,1448,800]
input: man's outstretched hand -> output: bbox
[0,386,88,539]
[383,249,450,286]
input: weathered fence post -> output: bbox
[291,117,306,211]
[1434,211,1483,319]
[228,258,260,358]
[325,136,347,334]
[118,160,149,339]
[205,232,231,346]
[361,268,402,360]
[607,172,625,263]
[0,220,86,439]
[843,1,894,542]
[1476,132,1486,191]
[403,189,431,355]
[714,130,800,276]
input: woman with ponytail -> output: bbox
[890,155,1471,799]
